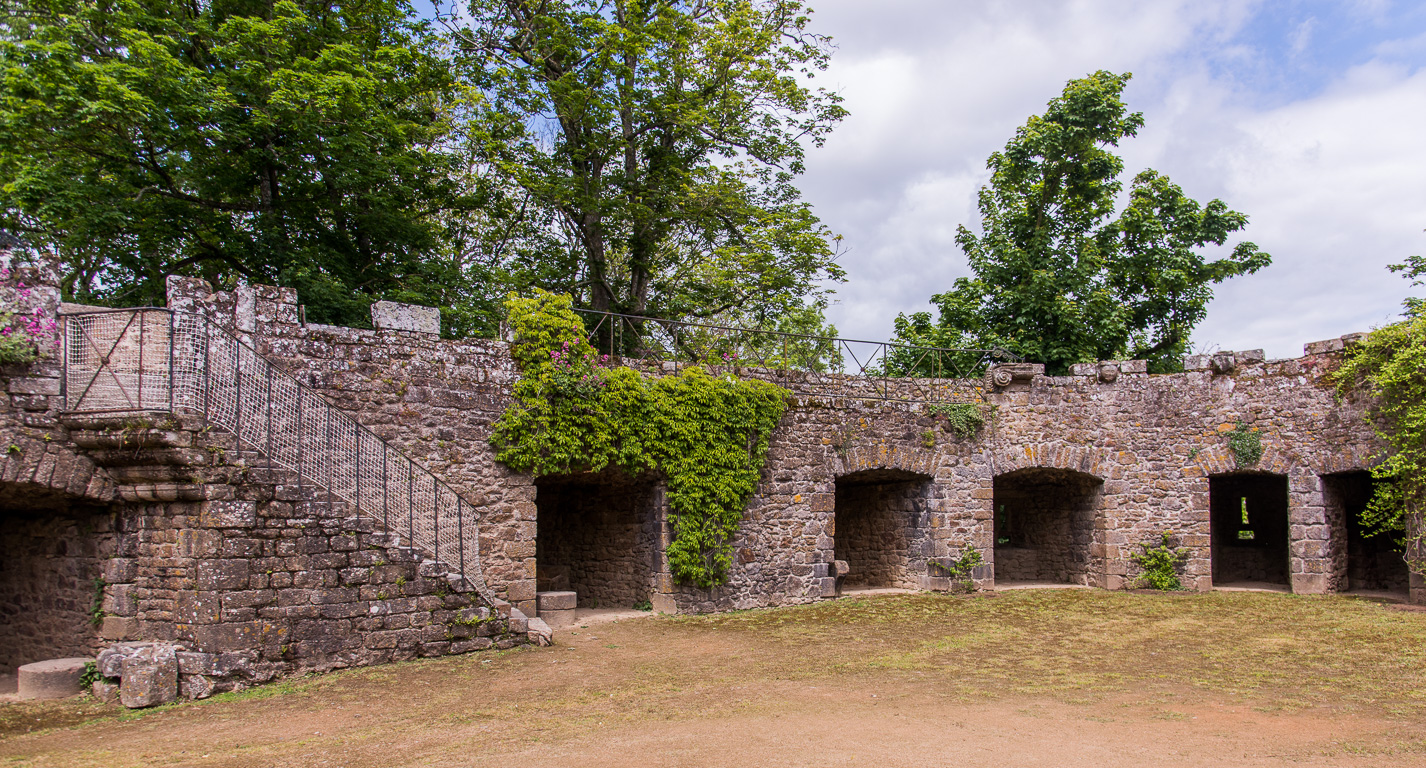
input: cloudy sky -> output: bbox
[796,0,1426,359]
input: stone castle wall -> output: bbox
[2,267,1420,700]
[153,276,1408,615]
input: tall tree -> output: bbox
[892,71,1270,374]
[447,0,847,329]
[0,0,476,325]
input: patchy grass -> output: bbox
[674,590,1426,712]
[2,590,1424,767]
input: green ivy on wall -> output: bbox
[490,290,789,588]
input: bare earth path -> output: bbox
[4,590,1426,767]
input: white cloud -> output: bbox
[800,0,1425,360]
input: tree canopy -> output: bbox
[891,71,1270,375]
[1,0,848,336]
[446,0,847,329]
[0,0,483,326]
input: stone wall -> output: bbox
[1,265,1415,700]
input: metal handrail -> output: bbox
[572,308,1019,403]
[61,308,492,600]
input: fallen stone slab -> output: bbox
[18,658,92,700]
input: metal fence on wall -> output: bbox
[574,308,1018,403]
[62,308,490,599]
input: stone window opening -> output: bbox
[533,470,664,611]
[1323,470,1408,595]
[991,467,1103,585]
[832,468,932,591]
[1210,473,1289,587]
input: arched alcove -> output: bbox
[833,468,932,590]
[534,470,663,609]
[992,467,1103,585]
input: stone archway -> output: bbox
[0,444,119,672]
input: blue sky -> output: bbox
[800,0,1426,358]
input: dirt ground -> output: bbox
[3,590,1426,767]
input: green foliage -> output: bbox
[491,290,788,587]
[1130,532,1188,590]
[1227,420,1263,468]
[894,71,1269,375]
[88,576,106,627]
[929,402,985,440]
[1333,252,1426,567]
[0,0,478,325]
[448,0,846,329]
[928,548,983,593]
[79,660,102,689]
[633,600,653,612]
[919,429,936,449]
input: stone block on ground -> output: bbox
[537,590,577,612]
[539,608,576,630]
[119,645,179,708]
[526,617,553,646]
[17,658,91,700]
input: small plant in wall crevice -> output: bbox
[928,548,984,593]
[1130,532,1189,591]
[1227,419,1263,468]
[928,402,986,439]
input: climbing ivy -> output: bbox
[491,290,789,588]
[1332,258,1426,571]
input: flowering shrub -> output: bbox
[0,269,57,365]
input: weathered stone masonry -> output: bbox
[2,268,1421,700]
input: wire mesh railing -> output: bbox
[574,309,1019,403]
[62,308,491,599]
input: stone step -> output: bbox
[17,658,91,700]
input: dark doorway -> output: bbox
[1323,471,1408,594]
[0,484,114,672]
[833,469,931,589]
[1210,474,1290,586]
[992,468,1102,584]
[534,471,661,609]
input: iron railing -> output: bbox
[575,308,1018,403]
[61,308,491,599]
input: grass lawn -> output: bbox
[3,590,1425,767]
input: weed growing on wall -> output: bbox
[1333,263,1426,572]
[928,402,985,439]
[1227,420,1262,468]
[1131,532,1188,590]
[491,290,789,588]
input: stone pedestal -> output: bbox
[537,590,577,630]
[17,658,91,700]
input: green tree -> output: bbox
[447,0,847,332]
[1334,250,1426,572]
[892,71,1270,375]
[0,0,476,326]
